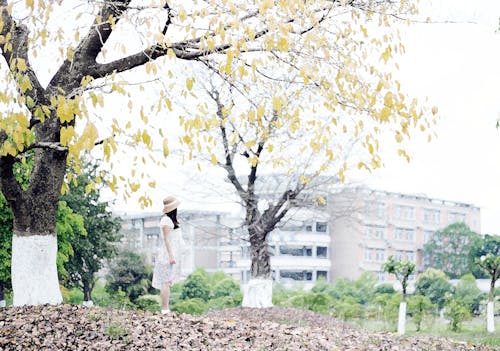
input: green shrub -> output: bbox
[408,295,435,331]
[207,294,242,311]
[332,296,364,320]
[445,299,471,332]
[272,283,298,306]
[135,295,160,312]
[372,292,400,329]
[172,298,207,315]
[374,283,395,295]
[212,278,240,299]
[181,268,210,301]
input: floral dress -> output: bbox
[152,216,182,289]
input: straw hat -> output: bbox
[163,196,180,214]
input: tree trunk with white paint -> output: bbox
[397,301,407,335]
[486,301,495,333]
[12,234,62,306]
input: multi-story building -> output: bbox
[119,187,481,286]
[329,187,481,282]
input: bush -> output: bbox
[207,294,242,311]
[415,268,452,310]
[445,299,471,332]
[212,278,240,299]
[181,268,210,301]
[372,292,400,329]
[332,296,364,320]
[272,283,298,306]
[172,298,207,315]
[374,283,395,295]
[408,295,435,331]
[454,274,483,315]
[60,286,84,304]
[135,295,160,312]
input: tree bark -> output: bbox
[83,278,92,302]
[249,229,271,279]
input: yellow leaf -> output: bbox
[431,106,438,115]
[16,58,27,72]
[186,77,194,91]
[211,153,217,165]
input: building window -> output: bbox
[305,224,313,232]
[406,251,415,263]
[424,209,441,224]
[364,225,386,239]
[395,205,414,220]
[316,222,327,232]
[280,270,313,281]
[364,248,373,261]
[317,271,328,280]
[376,271,386,282]
[449,212,466,224]
[280,246,312,256]
[405,228,415,241]
[316,246,328,258]
[395,227,404,240]
[395,227,414,241]
[375,249,385,262]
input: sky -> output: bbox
[88,0,500,234]
[367,0,500,234]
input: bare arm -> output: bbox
[162,226,176,265]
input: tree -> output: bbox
[106,250,152,303]
[454,274,483,316]
[0,194,13,307]
[423,223,481,279]
[415,268,452,311]
[61,161,122,306]
[382,255,415,334]
[407,295,435,332]
[474,235,500,333]
[0,0,433,305]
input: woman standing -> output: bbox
[152,196,182,314]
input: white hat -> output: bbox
[163,196,180,214]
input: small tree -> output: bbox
[181,268,210,302]
[454,274,483,316]
[475,236,500,333]
[415,268,453,311]
[106,250,152,303]
[407,295,435,332]
[445,298,471,332]
[61,161,122,306]
[382,255,415,334]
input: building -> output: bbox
[329,187,481,282]
[118,187,481,286]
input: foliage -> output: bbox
[212,278,241,299]
[382,255,415,299]
[423,223,481,279]
[415,268,453,310]
[135,295,161,312]
[333,296,364,321]
[181,268,211,302]
[60,160,122,300]
[372,292,401,329]
[374,284,396,295]
[445,299,471,332]
[454,274,483,315]
[289,291,334,315]
[473,235,500,301]
[0,194,12,292]
[207,294,243,311]
[106,251,152,303]
[407,295,436,332]
[172,298,207,315]
[56,201,86,279]
[326,273,377,305]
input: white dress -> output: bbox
[152,216,183,289]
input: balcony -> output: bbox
[268,231,330,245]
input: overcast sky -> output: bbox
[103,0,500,234]
[368,0,500,234]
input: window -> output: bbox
[433,210,441,224]
[395,206,402,219]
[376,271,386,282]
[316,222,327,232]
[364,225,386,239]
[395,250,404,260]
[364,248,373,261]
[367,201,386,218]
[395,205,414,220]
[449,212,466,224]
[305,225,313,232]
[280,270,313,281]
[395,227,404,240]
[316,246,328,258]
[280,246,312,256]
[375,249,385,262]
[406,251,415,263]
[405,228,415,241]
[317,271,328,280]
[424,209,441,224]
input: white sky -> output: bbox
[368,0,500,234]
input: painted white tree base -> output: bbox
[82,300,94,307]
[12,235,62,306]
[242,279,273,308]
[397,301,407,335]
[0,300,5,308]
[487,301,495,333]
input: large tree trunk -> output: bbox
[6,147,67,306]
[242,228,273,308]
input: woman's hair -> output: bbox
[166,208,180,229]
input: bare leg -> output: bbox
[160,281,171,311]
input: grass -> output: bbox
[355,317,500,347]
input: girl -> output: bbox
[152,196,181,314]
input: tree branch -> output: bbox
[0,155,23,203]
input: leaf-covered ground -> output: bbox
[0,305,494,350]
